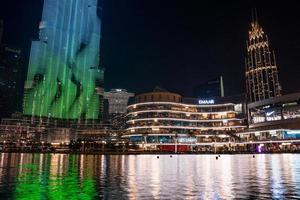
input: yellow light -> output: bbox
[282,142,291,146]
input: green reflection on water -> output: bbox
[14,155,96,200]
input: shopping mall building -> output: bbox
[124,88,246,152]
[235,92,300,152]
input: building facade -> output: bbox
[245,17,281,102]
[248,92,300,130]
[124,90,246,151]
[23,0,104,122]
[104,89,134,114]
[232,92,300,152]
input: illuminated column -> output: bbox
[23,0,104,121]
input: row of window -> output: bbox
[129,112,237,121]
[129,104,235,113]
[135,93,182,103]
[128,120,243,128]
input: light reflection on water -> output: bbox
[0,153,300,199]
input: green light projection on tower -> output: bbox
[23,0,104,120]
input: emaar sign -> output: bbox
[198,99,215,104]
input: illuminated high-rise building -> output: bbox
[23,0,104,122]
[245,14,281,102]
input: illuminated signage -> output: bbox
[198,99,215,104]
[286,130,300,135]
[177,137,197,143]
[266,111,275,116]
[284,130,300,139]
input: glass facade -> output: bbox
[126,102,245,143]
[23,0,104,120]
[250,102,300,124]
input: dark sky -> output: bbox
[1,0,300,97]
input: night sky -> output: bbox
[1,0,300,97]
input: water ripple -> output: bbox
[0,153,300,199]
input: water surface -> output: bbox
[0,153,300,199]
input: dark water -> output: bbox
[0,153,300,199]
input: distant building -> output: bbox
[103,89,134,131]
[0,44,24,119]
[104,89,134,114]
[245,15,281,102]
[194,76,224,99]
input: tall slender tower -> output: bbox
[245,13,281,102]
[23,0,104,122]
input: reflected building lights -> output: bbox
[149,156,161,199]
[0,154,299,199]
[270,155,284,199]
[219,156,234,199]
[127,155,138,200]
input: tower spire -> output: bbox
[254,8,258,23]
[251,8,258,23]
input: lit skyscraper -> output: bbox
[245,14,281,102]
[23,0,104,121]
